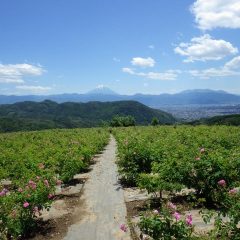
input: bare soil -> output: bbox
[27,186,87,240]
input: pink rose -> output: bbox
[120,223,127,232]
[229,188,237,195]
[28,180,37,190]
[218,179,226,187]
[28,180,34,184]
[23,202,30,208]
[48,194,54,199]
[0,188,8,196]
[0,191,6,197]
[186,214,193,226]
[44,180,49,188]
[173,212,181,221]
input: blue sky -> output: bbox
[0,0,240,95]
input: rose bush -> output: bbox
[114,126,240,203]
[114,126,240,238]
[139,203,194,240]
[0,128,109,238]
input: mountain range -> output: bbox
[1,88,240,107]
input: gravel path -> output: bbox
[63,135,131,240]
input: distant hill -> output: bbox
[0,100,176,132]
[1,89,240,107]
[190,114,240,126]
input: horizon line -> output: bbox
[1,88,239,96]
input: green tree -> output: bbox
[151,117,159,126]
[110,115,136,127]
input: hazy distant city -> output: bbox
[160,104,240,121]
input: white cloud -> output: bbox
[191,0,240,30]
[148,45,155,49]
[0,63,45,84]
[189,56,240,79]
[131,57,155,67]
[122,68,178,81]
[122,67,135,74]
[174,34,238,62]
[189,68,236,79]
[0,77,24,84]
[16,85,52,92]
[224,56,240,70]
[140,71,178,81]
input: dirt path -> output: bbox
[63,135,131,240]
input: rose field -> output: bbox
[0,125,240,239]
[0,128,109,239]
[113,126,240,239]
